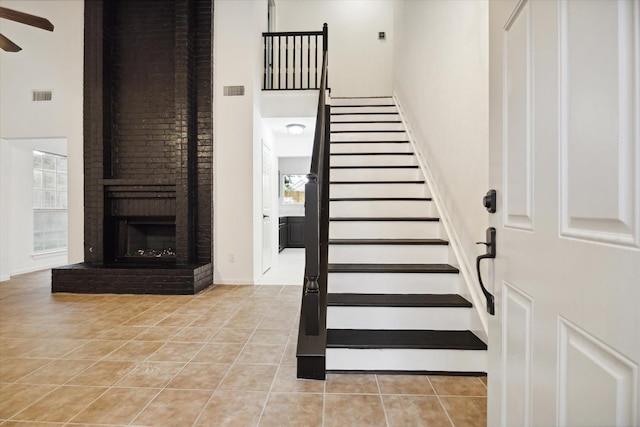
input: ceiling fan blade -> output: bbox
[0,33,22,52]
[0,7,54,31]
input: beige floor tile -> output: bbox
[61,340,126,360]
[146,342,204,362]
[116,361,186,388]
[17,339,86,359]
[383,395,452,427]
[479,375,488,386]
[271,365,325,393]
[192,342,244,363]
[1,421,65,427]
[69,387,159,424]
[12,385,107,423]
[210,328,255,344]
[0,358,50,383]
[280,344,297,366]
[131,388,212,427]
[248,328,290,346]
[103,340,164,361]
[65,360,136,386]
[377,374,436,395]
[132,326,182,341]
[0,383,57,419]
[324,393,387,427]
[218,364,277,392]
[171,326,219,343]
[189,314,229,328]
[166,362,230,390]
[156,314,199,327]
[440,397,487,427]
[0,339,35,358]
[194,390,267,426]
[235,344,285,365]
[429,376,488,397]
[326,374,379,394]
[96,325,146,340]
[15,359,95,385]
[259,392,323,427]
[124,311,169,326]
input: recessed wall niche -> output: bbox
[52,0,213,294]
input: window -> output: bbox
[33,151,68,253]
[283,174,307,204]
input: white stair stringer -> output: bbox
[324,97,487,375]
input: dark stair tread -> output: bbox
[332,104,396,108]
[330,217,439,221]
[329,238,448,245]
[330,197,431,201]
[328,263,459,274]
[330,180,425,184]
[330,140,409,144]
[332,112,399,116]
[328,293,471,308]
[330,165,418,169]
[331,121,402,124]
[326,329,487,350]
[331,152,414,156]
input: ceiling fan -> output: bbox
[0,6,54,52]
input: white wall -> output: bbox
[393,1,489,292]
[214,0,267,284]
[0,139,68,279]
[0,0,84,279]
[275,0,394,97]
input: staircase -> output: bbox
[324,96,487,374]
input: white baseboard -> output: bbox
[393,93,489,335]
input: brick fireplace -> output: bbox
[52,0,213,294]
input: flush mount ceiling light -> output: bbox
[286,124,305,135]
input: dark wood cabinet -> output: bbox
[278,218,287,252]
[287,217,305,247]
[278,216,305,250]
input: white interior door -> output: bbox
[488,1,640,426]
[262,142,273,274]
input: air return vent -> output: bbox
[223,85,245,96]
[32,90,53,101]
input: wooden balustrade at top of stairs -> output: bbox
[316,96,487,376]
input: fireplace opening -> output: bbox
[116,217,176,262]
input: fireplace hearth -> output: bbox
[52,0,213,295]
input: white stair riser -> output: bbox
[331,106,398,114]
[328,272,459,294]
[331,168,421,181]
[331,132,407,142]
[331,143,411,154]
[332,114,400,122]
[331,122,404,132]
[331,154,416,167]
[331,183,427,198]
[330,221,441,239]
[327,306,471,330]
[330,200,434,217]
[329,244,448,264]
[332,97,394,106]
[326,348,487,372]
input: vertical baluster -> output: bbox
[278,35,281,90]
[263,35,267,89]
[285,36,289,89]
[314,35,318,88]
[300,35,303,89]
[292,35,296,89]
[307,35,310,90]
[270,34,274,90]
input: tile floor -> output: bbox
[0,269,487,426]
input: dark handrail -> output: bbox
[263,27,325,90]
[296,24,329,380]
[303,23,328,336]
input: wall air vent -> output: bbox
[32,90,53,101]
[223,85,245,96]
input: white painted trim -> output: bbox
[32,250,68,260]
[0,275,10,282]
[213,279,256,285]
[393,93,489,336]
[9,262,64,277]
